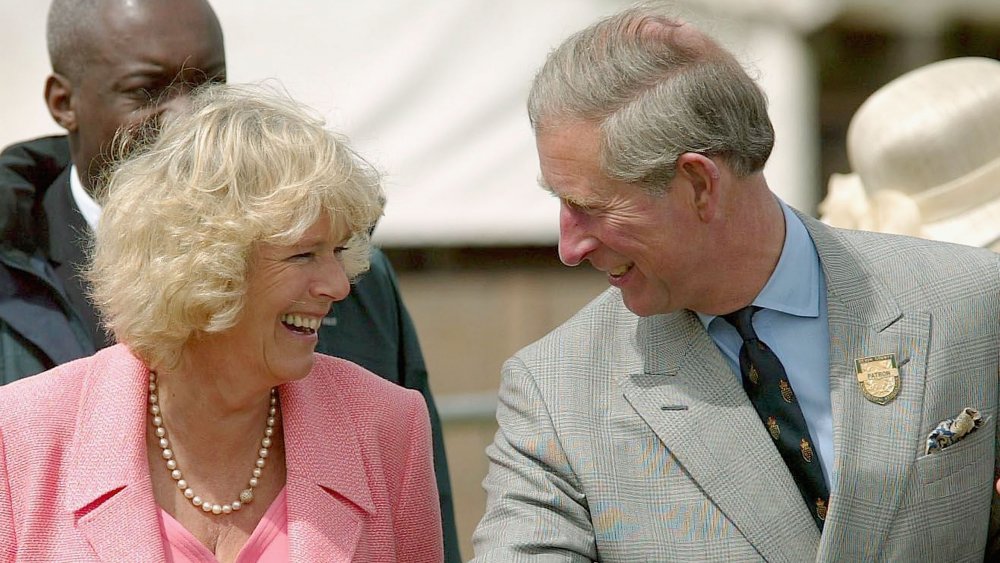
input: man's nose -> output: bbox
[557,203,598,267]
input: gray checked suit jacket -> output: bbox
[473,214,1000,562]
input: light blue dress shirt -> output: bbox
[695,203,834,487]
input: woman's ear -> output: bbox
[45,73,77,132]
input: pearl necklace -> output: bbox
[148,372,277,516]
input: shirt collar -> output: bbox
[696,201,821,329]
[69,164,102,232]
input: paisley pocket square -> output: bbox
[925,407,983,454]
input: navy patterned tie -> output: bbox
[722,306,829,528]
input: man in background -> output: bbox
[473,5,1000,561]
[0,0,458,558]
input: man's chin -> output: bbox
[621,293,673,318]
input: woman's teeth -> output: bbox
[281,314,321,334]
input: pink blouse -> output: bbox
[158,487,289,562]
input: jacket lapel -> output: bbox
[42,169,107,348]
[64,346,166,562]
[283,367,376,561]
[803,216,928,561]
[619,311,820,562]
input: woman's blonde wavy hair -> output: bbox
[87,83,385,370]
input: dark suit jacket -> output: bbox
[39,168,108,348]
[0,135,459,561]
[0,167,96,381]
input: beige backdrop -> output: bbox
[394,258,607,560]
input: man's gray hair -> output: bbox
[527,4,774,192]
[47,0,102,82]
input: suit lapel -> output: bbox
[283,368,376,561]
[619,311,820,563]
[803,216,928,561]
[64,346,167,562]
[41,169,107,348]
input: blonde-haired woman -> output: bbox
[0,84,442,562]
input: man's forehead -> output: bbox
[91,0,224,60]
[90,40,223,89]
[535,123,604,183]
[535,119,601,146]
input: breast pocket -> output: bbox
[914,415,993,500]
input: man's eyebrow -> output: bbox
[535,174,603,208]
[536,174,553,193]
[117,67,169,81]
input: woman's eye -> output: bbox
[333,246,349,258]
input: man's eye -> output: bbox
[289,252,314,261]
[333,246,349,258]
[126,87,158,103]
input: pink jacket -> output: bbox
[0,344,443,562]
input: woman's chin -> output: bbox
[272,356,316,385]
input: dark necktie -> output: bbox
[722,306,830,529]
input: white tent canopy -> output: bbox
[1,1,839,246]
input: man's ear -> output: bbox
[45,73,77,132]
[676,152,721,222]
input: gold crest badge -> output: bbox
[766,416,780,440]
[779,379,795,403]
[816,498,827,521]
[800,438,813,463]
[854,354,900,405]
[748,364,760,385]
